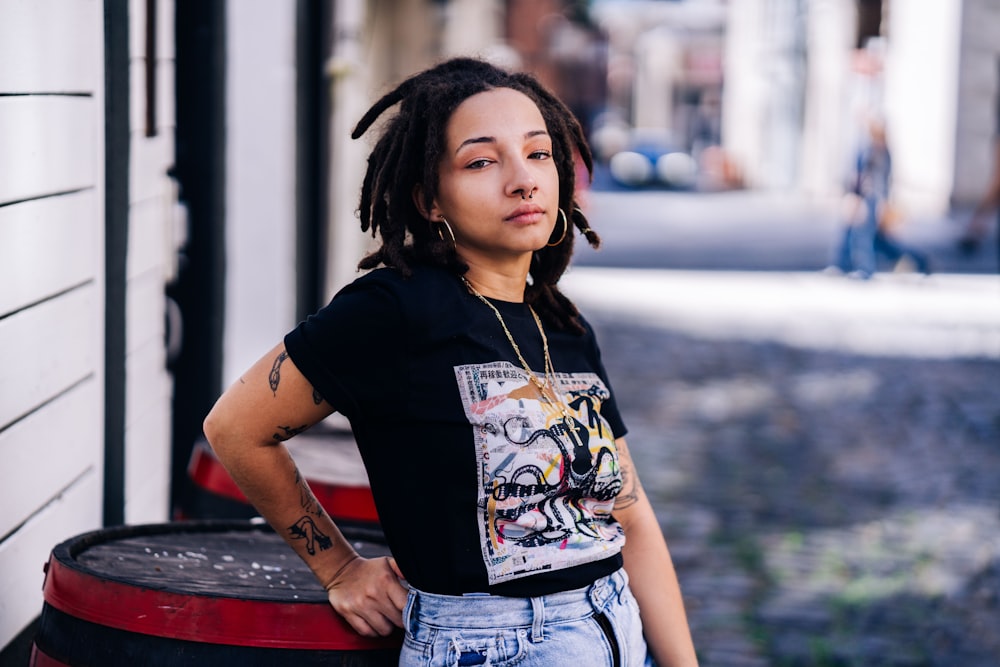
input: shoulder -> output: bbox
[576,310,596,335]
[343,264,456,296]
[568,307,599,343]
[550,307,602,359]
[335,264,465,323]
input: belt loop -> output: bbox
[589,571,612,612]
[530,596,545,642]
[402,588,417,635]
[589,575,603,611]
[607,569,622,604]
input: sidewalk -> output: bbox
[562,268,1000,360]
[562,267,1000,666]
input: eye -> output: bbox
[529,150,552,160]
[465,158,493,170]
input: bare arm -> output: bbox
[202,343,407,637]
[614,436,699,666]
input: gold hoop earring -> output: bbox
[546,209,568,247]
[437,217,457,246]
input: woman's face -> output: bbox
[428,87,560,265]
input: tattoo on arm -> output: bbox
[268,351,289,395]
[614,441,642,509]
[292,462,325,518]
[616,465,641,509]
[273,424,308,442]
[288,516,333,556]
[312,389,323,405]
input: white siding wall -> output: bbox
[0,0,105,647]
[0,0,179,649]
[124,0,177,524]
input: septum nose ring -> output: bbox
[520,188,535,200]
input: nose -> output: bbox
[506,159,537,200]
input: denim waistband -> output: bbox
[404,568,630,641]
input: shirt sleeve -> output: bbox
[581,317,628,439]
[283,275,405,420]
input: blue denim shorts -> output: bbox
[399,568,654,666]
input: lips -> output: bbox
[505,204,545,224]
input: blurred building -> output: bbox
[589,0,999,213]
[726,0,999,214]
[590,0,729,187]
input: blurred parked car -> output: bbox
[597,127,698,190]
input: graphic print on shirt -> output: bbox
[455,361,626,585]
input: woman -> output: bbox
[203,57,698,667]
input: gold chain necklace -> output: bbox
[460,276,563,410]
[460,276,588,454]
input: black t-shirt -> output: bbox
[284,264,628,596]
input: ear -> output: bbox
[412,185,441,221]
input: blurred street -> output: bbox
[562,190,1000,666]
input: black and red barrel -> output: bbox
[30,520,401,666]
[182,433,379,526]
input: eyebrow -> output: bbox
[455,130,549,154]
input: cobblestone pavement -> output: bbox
[565,269,1000,666]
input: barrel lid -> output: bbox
[42,520,401,650]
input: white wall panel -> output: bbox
[123,355,172,525]
[127,58,178,133]
[129,58,147,133]
[127,197,170,280]
[125,340,171,434]
[130,129,175,204]
[0,191,98,316]
[129,0,147,58]
[224,1,299,386]
[0,471,102,648]
[0,380,101,539]
[0,97,97,204]
[0,287,97,430]
[0,0,106,653]
[0,0,100,92]
[122,0,177,528]
[157,59,177,129]
[125,0,176,60]
[125,269,167,356]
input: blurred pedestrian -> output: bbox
[203,57,698,666]
[830,116,931,278]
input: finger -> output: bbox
[381,602,404,630]
[360,609,398,637]
[342,612,378,638]
[368,584,405,629]
[331,592,400,636]
[334,602,393,638]
[387,581,409,616]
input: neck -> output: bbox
[460,255,532,302]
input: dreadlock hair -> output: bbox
[351,57,601,335]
